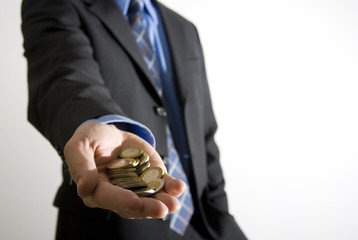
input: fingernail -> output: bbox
[162,214,170,221]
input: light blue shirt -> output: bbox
[83,114,155,147]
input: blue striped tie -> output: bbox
[126,0,194,236]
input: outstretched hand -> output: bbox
[64,122,186,219]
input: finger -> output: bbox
[115,197,169,219]
[162,173,186,197]
[64,135,98,198]
[153,192,181,213]
[84,173,143,213]
[135,197,169,219]
[86,173,169,219]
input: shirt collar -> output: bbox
[115,0,158,25]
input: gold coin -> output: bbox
[108,172,139,179]
[107,168,137,174]
[140,167,164,183]
[113,180,148,189]
[133,186,156,197]
[110,175,142,183]
[136,161,150,175]
[138,152,149,165]
[110,175,141,181]
[108,148,166,195]
[119,147,143,159]
[106,158,138,169]
[147,178,165,193]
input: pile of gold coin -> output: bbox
[106,147,165,197]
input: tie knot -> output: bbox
[128,0,144,21]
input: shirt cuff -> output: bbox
[82,114,156,148]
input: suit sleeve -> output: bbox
[21,0,124,152]
[195,28,248,240]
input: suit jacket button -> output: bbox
[155,106,167,117]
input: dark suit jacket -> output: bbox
[22,0,247,239]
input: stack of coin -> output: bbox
[106,147,165,197]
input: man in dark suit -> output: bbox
[22,0,247,239]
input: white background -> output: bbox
[1,0,358,239]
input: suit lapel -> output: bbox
[156,3,190,107]
[83,0,162,103]
[157,3,207,197]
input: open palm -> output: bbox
[64,122,185,219]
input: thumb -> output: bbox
[64,134,98,198]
